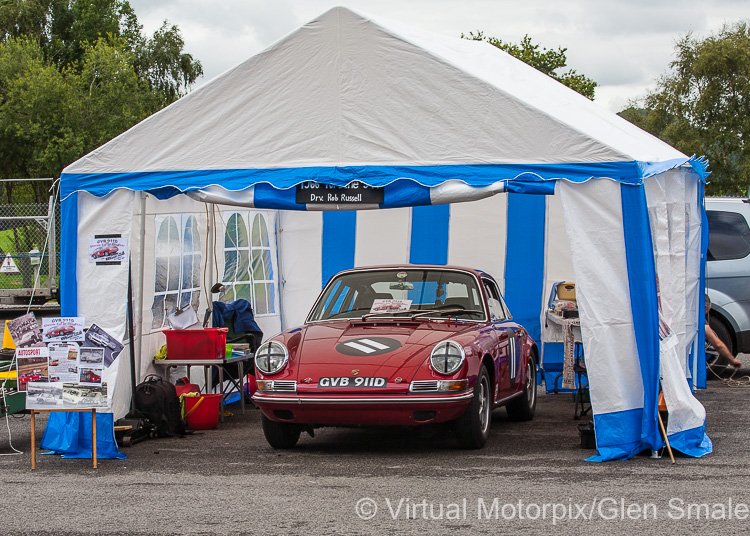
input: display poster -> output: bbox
[42,317,85,343]
[370,299,412,313]
[63,383,108,408]
[82,324,124,368]
[79,347,104,386]
[48,342,80,383]
[88,237,127,263]
[8,313,42,348]
[16,346,50,392]
[26,382,63,409]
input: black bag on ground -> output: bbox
[133,375,186,437]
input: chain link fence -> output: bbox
[0,200,60,302]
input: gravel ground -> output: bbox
[2,358,750,535]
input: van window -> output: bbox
[707,210,750,261]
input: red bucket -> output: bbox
[184,394,221,430]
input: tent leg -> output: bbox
[658,411,675,464]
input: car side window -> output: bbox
[707,210,750,261]
[482,279,507,321]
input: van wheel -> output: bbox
[710,316,735,356]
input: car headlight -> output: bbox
[430,341,465,375]
[255,341,289,375]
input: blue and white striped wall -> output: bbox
[277,193,569,343]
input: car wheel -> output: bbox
[455,366,491,449]
[506,351,537,422]
[261,415,302,449]
[709,315,735,356]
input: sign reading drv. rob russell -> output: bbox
[296,181,384,205]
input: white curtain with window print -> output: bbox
[151,214,203,329]
[220,211,279,316]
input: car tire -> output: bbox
[506,351,537,422]
[261,415,301,449]
[455,366,492,449]
[709,315,735,356]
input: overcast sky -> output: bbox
[127,0,747,112]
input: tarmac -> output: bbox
[2,359,750,535]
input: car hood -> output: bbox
[289,320,476,388]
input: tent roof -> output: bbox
[62,6,691,198]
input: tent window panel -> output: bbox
[231,283,252,302]
[151,214,203,329]
[226,214,249,249]
[223,250,238,282]
[167,254,180,291]
[151,295,165,328]
[154,258,168,293]
[254,283,268,315]
[237,251,250,281]
[251,249,267,280]
[191,255,202,288]
[164,293,178,321]
[252,214,269,247]
[221,211,278,316]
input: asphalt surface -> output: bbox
[2,360,750,536]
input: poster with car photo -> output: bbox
[79,346,104,367]
[79,366,103,386]
[82,324,124,368]
[63,383,108,409]
[16,347,49,392]
[88,237,127,263]
[26,382,63,409]
[48,342,80,383]
[7,313,42,348]
[42,317,85,343]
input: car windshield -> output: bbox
[308,269,486,322]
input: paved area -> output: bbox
[2,362,750,535]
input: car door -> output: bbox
[482,277,522,401]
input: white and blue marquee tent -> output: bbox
[59,6,711,461]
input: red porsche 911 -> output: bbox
[252,265,538,449]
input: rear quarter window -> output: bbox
[707,210,750,261]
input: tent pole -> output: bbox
[134,192,147,384]
[127,264,137,413]
[207,204,215,312]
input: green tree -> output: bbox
[0,0,203,202]
[620,21,750,196]
[463,31,597,100]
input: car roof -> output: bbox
[705,197,750,205]
[335,264,491,279]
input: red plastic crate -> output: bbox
[164,328,228,360]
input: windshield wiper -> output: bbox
[360,309,417,321]
[409,307,483,320]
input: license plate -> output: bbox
[318,377,387,388]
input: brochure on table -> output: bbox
[9,314,122,410]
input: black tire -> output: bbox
[455,366,492,449]
[261,415,301,449]
[709,315,735,356]
[506,351,537,422]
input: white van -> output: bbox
[705,197,750,355]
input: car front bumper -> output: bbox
[252,391,473,426]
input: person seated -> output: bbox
[705,294,741,368]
